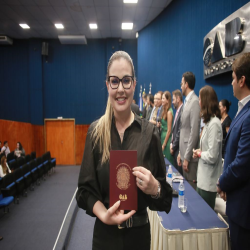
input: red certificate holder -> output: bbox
[109,150,138,211]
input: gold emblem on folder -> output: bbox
[116,163,130,190]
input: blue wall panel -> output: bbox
[0,41,30,122]
[43,39,107,124]
[138,0,249,119]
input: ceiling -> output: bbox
[0,0,173,40]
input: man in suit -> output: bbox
[170,89,183,174]
[217,53,250,250]
[177,72,200,189]
[142,93,147,118]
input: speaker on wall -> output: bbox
[41,42,49,56]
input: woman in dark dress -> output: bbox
[76,51,172,250]
[219,99,232,158]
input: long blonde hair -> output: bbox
[91,51,136,164]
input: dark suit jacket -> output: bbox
[171,104,183,153]
[142,105,147,118]
[131,103,141,116]
[220,99,250,229]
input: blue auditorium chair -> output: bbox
[30,151,36,160]
[22,163,33,191]
[24,154,31,164]
[7,151,15,162]
[29,159,39,186]
[9,160,18,171]
[36,157,46,181]
[0,177,14,213]
[14,167,26,202]
[1,173,17,204]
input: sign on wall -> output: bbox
[203,2,250,79]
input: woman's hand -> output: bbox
[162,144,165,151]
[193,148,201,159]
[93,200,136,226]
[132,166,158,196]
[156,121,161,128]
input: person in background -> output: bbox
[142,93,147,118]
[219,99,232,158]
[193,86,222,209]
[149,93,160,124]
[0,141,2,152]
[217,53,250,250]
[177,72,201,189]
[76,51,172,250]
[158,91,174,165]
[14,142,26,158]
[170,90,183,173]
[145,94,154,121]
[0,155,11,177]
[1,141,10,157]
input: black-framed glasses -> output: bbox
[108,76,134,89]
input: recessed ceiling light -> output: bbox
[136,32,139,38]
[19,24,30,29]
[122,23,133,30]
[124,0,138,3]
[89,23,98,29]
[55,24,64,29]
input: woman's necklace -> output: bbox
[117,113,134,143]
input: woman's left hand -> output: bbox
[162,145,165,151]
[193,148,201,159]
[132,166,158,196]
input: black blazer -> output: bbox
[171,104,183,153]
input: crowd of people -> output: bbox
[0,141,26,177]
[77,51,250,250]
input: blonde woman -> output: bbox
[76,51,172,250]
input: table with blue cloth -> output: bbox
[148,159,229,250]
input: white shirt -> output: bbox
[236,94,250,117]
[1,146,10,157]
[0,163,11,177]
[184,90,194,104]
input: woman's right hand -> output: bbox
[156,121,161,127]
[93,200,136,226]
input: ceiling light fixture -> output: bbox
[55,24,64,29]
[136,32,139,38]
[19,24,30,29]
[89,24,98,29]
[122,23,133,30]
[124,0,138,3]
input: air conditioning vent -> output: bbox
[0,36,13,45]
[58,35,87,45]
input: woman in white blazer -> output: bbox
[193,85,222,209]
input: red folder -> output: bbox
[109,150,138,210]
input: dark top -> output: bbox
[76,113,172,217]
[221,115,232,158]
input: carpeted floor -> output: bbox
[0,165,80,250]
[67,208,95,250]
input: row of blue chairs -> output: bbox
[0,151,56,213]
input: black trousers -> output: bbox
[92,218,151,250]
[228,217,250,250]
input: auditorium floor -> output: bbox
[0,165,80,250]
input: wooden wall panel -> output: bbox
[0,120,44,157]
[75,125,90,165]
[0,120,89,165]
[45,120,75,165]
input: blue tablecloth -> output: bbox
[159,160,227,231]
